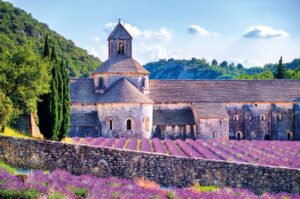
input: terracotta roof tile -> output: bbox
[147,80,300,103]
[98,78,153,103]
[93,58,149,74]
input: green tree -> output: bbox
[292,65,300,79]
[37,39,60,140]
[58,61,70,140]
[0,43,50,131]
[220,61,228,68]
[237,63,244,70]
[0,92,13,132]
[274,56,285,79]
[211,59,218,66]
[236,70,274,80]
[43,35,50,59]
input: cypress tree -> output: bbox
[43,35,50,58]
[275,56,285,79]
[58,61,70,140]
[38,37,60,140]
[51,46,63,135]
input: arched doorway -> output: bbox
[264,135,271,140]
[236,131,243,140]
[287,132,293,140]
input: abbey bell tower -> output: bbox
[108,19,132,59]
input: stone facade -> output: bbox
[69,21,300,141]
[98,103,153,138]
[0,136,299,194]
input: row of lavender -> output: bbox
[2,168,298,199]
[70,137,300,169]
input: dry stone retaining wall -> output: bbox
[0,136,299,194]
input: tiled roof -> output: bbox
[70,112,99,126]
[192,103,228,119]
[70,78,97,103]
[108,22,132,40]
[93,58,149,74]
[97,78,153,103]
[70,78,153,104]
[147,80,300,103]
[153,108,195,125]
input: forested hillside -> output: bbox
[0,1,101,77]
[145,58,300,80]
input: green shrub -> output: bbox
[0,161,16,174]
[73,187,88,198]
[111,191,121,199]
[167,191,180,199]
[0,189,40,199]
[49,191,67,199]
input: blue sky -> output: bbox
[6,0,300,67]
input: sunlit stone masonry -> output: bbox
[69,21,300,141]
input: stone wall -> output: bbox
[198,118,229,139]
[226,103,298,140]
[0,136,299,195]
[97,103,153,138]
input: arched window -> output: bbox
[118,42,124,54]
[245,115,252,121]
[261,115,266,121]
[126,119,132,130]
[212,132,216,138]
[144,117,150,131]
[287,132,293,140]
[98,77,104,89]
[251,132,256,140]
[107,118,113,131]
[277,114,282,121]
[234,114,239,121]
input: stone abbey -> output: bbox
[69,21,300,141]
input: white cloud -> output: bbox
[92,36,101,43]
[104,22,172,41]
[86,47,99,57]
[187,25,219,36]
[135,43,168,61]
[243,25,289,39]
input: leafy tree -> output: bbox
[0,92,13,132]
[274,56,285,79]
[237,63,244,70]
[0,43,51,131]
[211,59,218,66]
[292,65,300,79]
[236,70,274,80]
[220,61,228,68]
[229,62,235,68]
[0,1,101,77]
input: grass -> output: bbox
[72,187,88,198]
[61,137,73,144]
[192,182,219,192]
[0,161,16,174]
[2,127,30,139]
[0,189,40,199]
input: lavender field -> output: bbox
[1,168,299,199]
[67,137,300,169]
